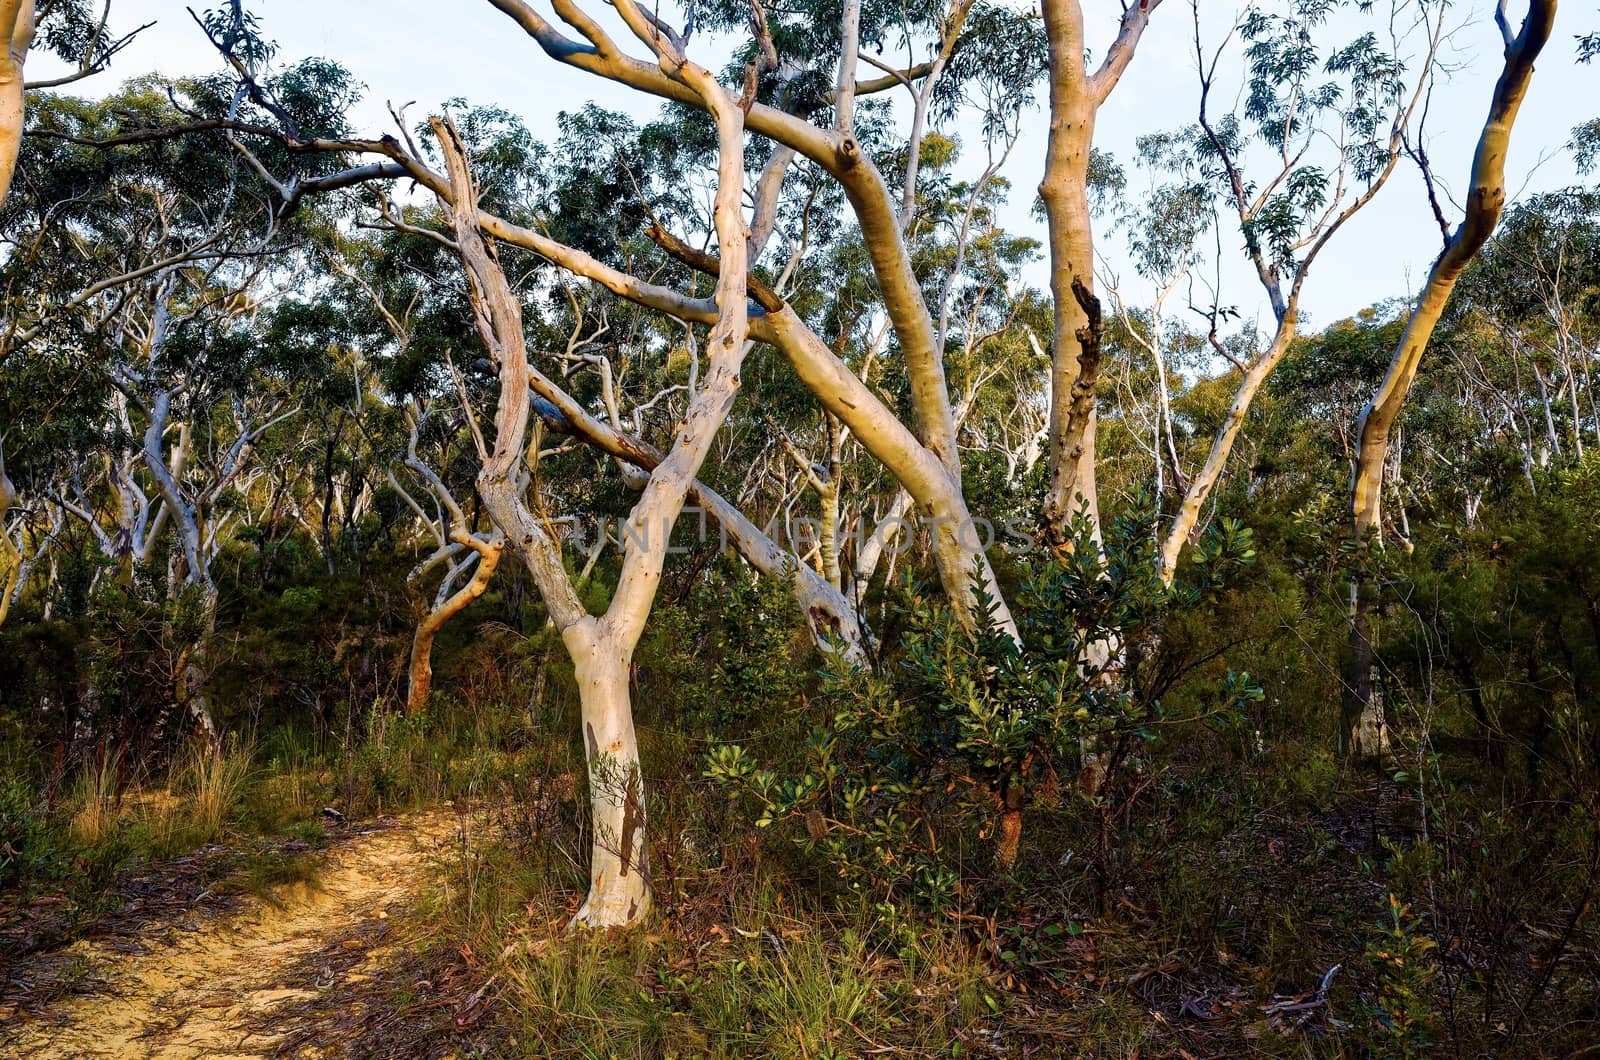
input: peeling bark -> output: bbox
[1039,0,1163,544]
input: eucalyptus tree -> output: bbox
[166,0,1148,650]
[0,0,38,208]
[1348,0,1558,755]
[392,400,504,716]
[1037,0,1165,545]
[0,1,148,209]
[170,0,1154,884]
[305,102,875,680]
[1352,0,1560,540]
[432,32,752,919]
[164,5,770,922]
[164,0,1049,640]
[780,124,1046,602]
[470,0,1051,636]
[1143,0,1446,588]
[375,0,1041,917]
[0,77,325,743]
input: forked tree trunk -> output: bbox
[433,11,753,921]
[405,539,503,715]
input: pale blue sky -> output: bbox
[30,1,1595,330]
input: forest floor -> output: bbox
[4,810,472,1059]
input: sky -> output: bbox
[29,1,1595,332]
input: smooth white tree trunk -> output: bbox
[566,621,650,925]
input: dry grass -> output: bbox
[178,739,252,843]
[68,753,122,845]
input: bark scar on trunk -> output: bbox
[619,775,644,878]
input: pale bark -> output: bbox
[820,418,842,592]
[1351,0,1557,539]
[484,0,965,475]
[1,499,63,627]
[405,536,503,716]
[1039,0,1163,543]
[1344,0,1555,759]
[434,0,755,922]
[226,95,998,638]
[762,307,1018,638]
[834,0,860,136]
[1158,317,1294,583]
[136,393,224,748]
[1038,54,1101,542]
[95,304,294,744]
[854,489,914,591]
[1345,580,1391,759]
[1162,0,1443,586]
[528,385,865,654]
[441,125,638,922]
[177,586,222,752]
[644,218,1016,635]
[565,623,648,925]
[782,417,843,592]
[206,3,1018,643]
[0,0,33,211]
[79,365,230,746]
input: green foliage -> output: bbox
[487,883,992,1057]
[0,774,59,891]
[1365,894,1439,1058]
[709,506,1262,910]
[700,562,808,730]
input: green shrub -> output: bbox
[708,506,1263,911]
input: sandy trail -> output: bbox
[9,812,458,1059]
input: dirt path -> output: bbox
[9,812,459,1059]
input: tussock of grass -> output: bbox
[67,752,122,845]
[179,740,252,843]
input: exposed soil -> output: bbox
[4,812,461,1059]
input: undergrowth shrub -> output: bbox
[708,506,1263,914]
